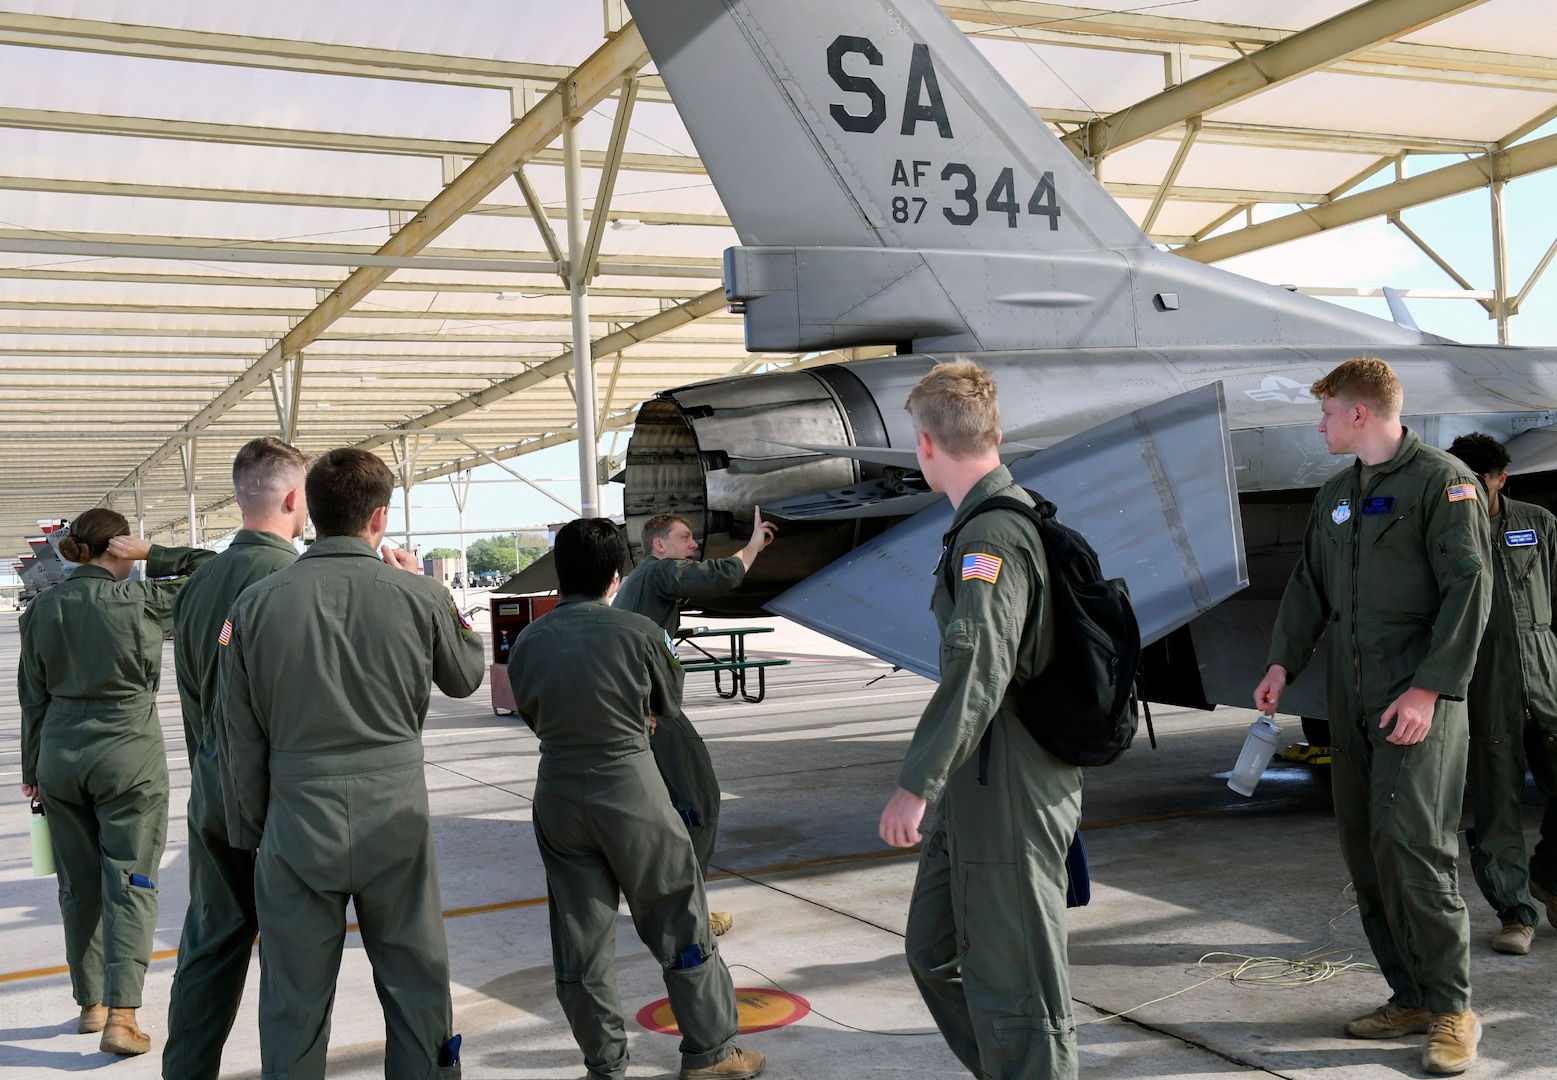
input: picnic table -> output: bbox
[675,625,790,703]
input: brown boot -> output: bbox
[76,1004,107,1034]
[709,910,734,937]
[1344,1002,1432,1039]
[679,1046,765,1079]
[99,1007,150,1056]
[1422,1010,1480,1074]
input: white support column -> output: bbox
[1490,165,1511,344]
[450,470,472,609]
[563,79,601,517]
[133,480,145,539]
[398,435,415,554]
[180,436,198,545]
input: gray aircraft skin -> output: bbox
[617,0,1557,719]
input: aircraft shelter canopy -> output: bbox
[2,0,1555,549]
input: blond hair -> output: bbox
[642,513,692,548]
[1310,357,1402,418]
[904,360,1000,458]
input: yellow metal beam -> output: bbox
[1178,129,1557,264]
[1062,0,1487,160]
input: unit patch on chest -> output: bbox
[1331,499,1351,525]
[1505,529,1538,547]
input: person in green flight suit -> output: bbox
[217,448,485,1080]
[508,517,765,1080]
[1254,358,1492,1076]
[17,509,215,1055]
[1448,432,1557,956]
[162,437,309,1080]
[878,360,1080,1080]
[613,509,775,936]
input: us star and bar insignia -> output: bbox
[218,619,233,646]
[961,553,1002,584]
[1447,483,1479,503]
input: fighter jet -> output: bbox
[616,0,1557,722]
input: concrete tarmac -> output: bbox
[2,607,1554,1078]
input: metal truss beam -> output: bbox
[0,107,700,173]
[943,2,1550,89]
[354,289,724,451]
[1178,129,1557,264]
[101,23,647,500]
[0,12,678,99]
[125,289,723,537]
[0,234,722,278]
[1062,0,1486,161]
[0,174,731,229]
[0,298,739,323]
[0,267,714,301]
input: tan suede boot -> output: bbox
[679,1046,766,1079]
[99,1007,151,1055]
[1422,1010,1480,1075]
[709,910,734,936]
[1344,1002,1433,1039]
[76,1004,107,1034]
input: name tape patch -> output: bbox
[1362,496,1395,515]
[1447,483,1479,503]
[962,553,1002,584]
[1505,529,1538,547]
[218,619,232,647]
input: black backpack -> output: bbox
[940,489,1141,767]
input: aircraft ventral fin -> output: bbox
[768,385,1248,679]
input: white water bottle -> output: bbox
[1228,716,1283,797]
[30,799,55,877]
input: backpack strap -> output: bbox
[938,492,1051,601]
[939,491,1050,787]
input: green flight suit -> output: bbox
[509,596,739,1080]
[164,529,298,1080]
[1269,429,1492,1015]
[17,545,214,1009]
[899,466,1080,1080]
[613,553,746,876]
[217,536,485,1080]
[1465,495,1557,929]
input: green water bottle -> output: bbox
[30,799,55,877]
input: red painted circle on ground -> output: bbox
[636,989,810,1035]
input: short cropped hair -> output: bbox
[305,448,395,537]
[57,508,130,564]
[904,359,1000,458]
[554,518,632,597]
[641,513,691,548]
[1448,432,1512,477]
[1310,357,1403,419]
[233,436,308,512]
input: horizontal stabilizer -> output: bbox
[768,384,1247,679]
[495,551,557,596]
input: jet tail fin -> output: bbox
[768,384,1247,678]
[623,0,1147,253]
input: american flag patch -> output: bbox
[1447,483,1479,503]
[961,553,1003,584]
[452,601,473,631]
[218,619,232,646]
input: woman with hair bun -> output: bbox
[16,508,213,1056]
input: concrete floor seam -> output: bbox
[1073,996,1299,1077]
